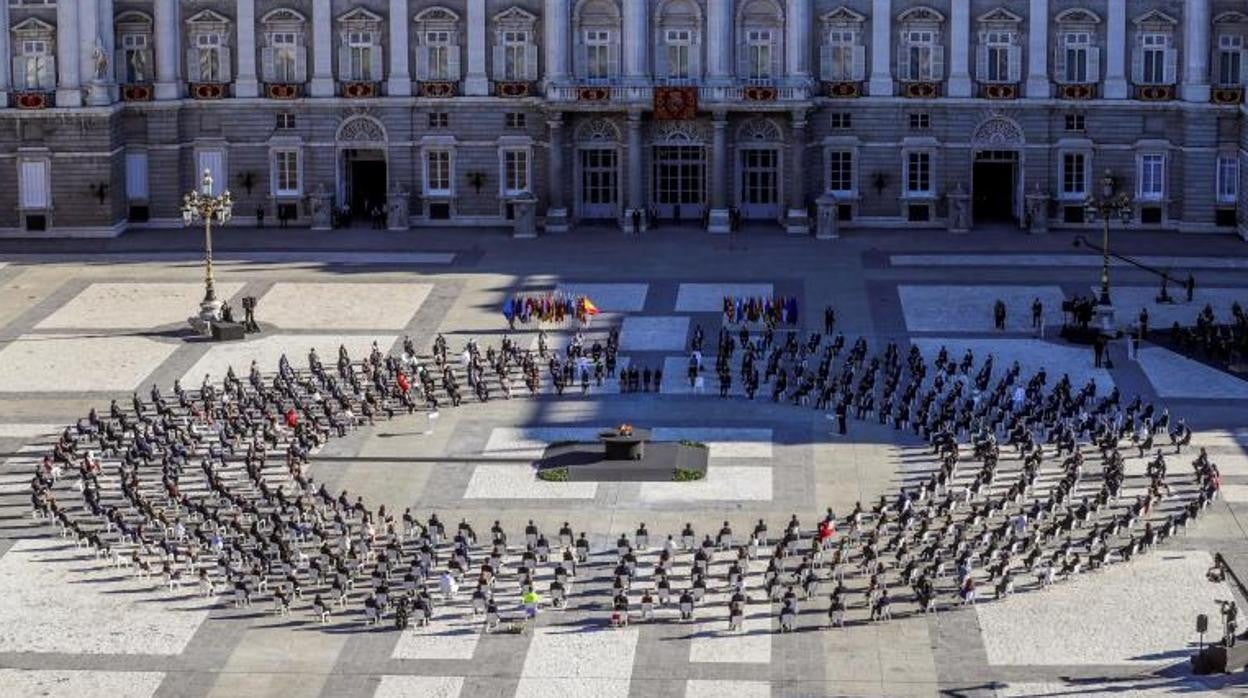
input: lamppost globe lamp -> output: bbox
[1082,169,1134,335]
[182,169,234,334]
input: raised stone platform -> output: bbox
[537,439,709,482]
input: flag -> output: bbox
[582,298,600,316]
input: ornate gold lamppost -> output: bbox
[182,169,233,334]
[1081,169,1134,334]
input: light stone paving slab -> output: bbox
[513,626,638,698]
[180,334,397,385]
[0,334,178,393]
[619,316,690,352]
[0,423,60,438]
[993,679,1213,697]
[374,675,464,698]
[390,600,481,659]
[554,283,649,313]
[898,285,1067,333]
[1094,286,1248,329]
[462,464,599,499]
[257,282,433,330]
[659,356,743,397]
[1136,347,1248,400]
[0,538,211,654]
[675,283,775,313]
[1219,484,1248,503]
[892,254,1248,270]
[484,427,773,460]
[36,282,245,329]
[685,679,771,698]
[0,669,165,698]
[976,550,1228,666]
[639,466,773,502]
[688,561,771,663]
[910,338,1115,393]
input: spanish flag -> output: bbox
[582,298,600,316]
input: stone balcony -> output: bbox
[545,79,811,105]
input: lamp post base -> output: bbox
[1094,303,1117,337]
[188,298,223,336]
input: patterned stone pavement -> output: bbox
[1,227,1247,698]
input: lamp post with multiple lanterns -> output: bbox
[182,169,234,334]
[1081,169,1134,334]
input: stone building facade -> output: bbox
[0,0,1245,238]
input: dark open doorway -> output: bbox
[344,149,387,219]
[972,151,1018,224]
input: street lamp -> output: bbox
[1082,169,1133,333]
[182,169,234,334]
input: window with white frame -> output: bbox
[415,8,461,82]
[426,31,455,80]
[905,152,932,195]
[978,30,1019,83]
[1137,153,1166,200]
[900,29,944,82]
[821,29,864,82]
[1217,35,1244,86]
[500,30,535,80]
[502,149,529,194]
[347,31,376,81]
[583,30,614,81]
[1217,155,1239,204]
[267,32,301,82]
[14,37,54,90]
[827,151,854,195]
[664,29,693,80]
[1057,31,1097,83]
[19,159,49,209]
[337,9,383,82]
[425,150,452,195]
[119,34,152,83]
[1060,152,1089,198]
[1134,32,1175,85]
[185,11,233,85]
[745,30,774,82]
[272,150,301,196]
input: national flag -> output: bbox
[582,298,600,316]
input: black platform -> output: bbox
[538,441,708,482]
[212,321,246,341]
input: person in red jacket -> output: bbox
[285,408,298,429]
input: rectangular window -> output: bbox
[125,152,149,201]
[824,29,857,82]
[196,34,223,83]
[585,30,612,80]
[276,112,296,129]
[426,150,451,194]
[1217,155,1239,204]
[1064,113,1085,132]
[19,160,49,209]
[18,40,52,90]
[429,112,449,129]
[273,150,300,195]
[1217,35,1243,86]
[1140,33,1168,84]
[196,150,225,195]
[348,32,374,81]
[830,112,851,129]
[665,29,692,80]
[906,152,931,195]
[1062,32,1090,83]
[906,30,936,81]
[909,113,930,130]
[426,31,452,80]
[502,30,529,80]
[1137,153,1166,200]
[271,32,299,82]
[747,30,773,81]
[503,150,529,194]
[505,112,526,129]
[983,31,1013,82]
[828,151,853,194]
[1061,152,1088,197]
[122,34,151,83]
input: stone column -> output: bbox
[545,114,569,232]
[543,0,570,85]
[56,0,83,107]
[707,0,733,85]
[786,112,810,234]
[387,0,411,96]
[1025,0,1049,97]
[623,0,648,83]
[464,0,488,95]
[235,0,259,97]
[868,0,892,97]
[947,0,971,97]
[0,1,9,106]
[708,111,730,233]
[309,0,334,97]
[1103,0,1127,99]
[154,0,181,100]
[785,0,811,83]
[1182,0,1210,103]
[626,110,645,231]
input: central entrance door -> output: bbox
[653,145,706,223]
[972,150,1018,223]
[739,148,780,219]
[578,148,619,220]
[343,149,387,221]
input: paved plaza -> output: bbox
[0,226,1247,698]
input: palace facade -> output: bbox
[0,0,1245,237]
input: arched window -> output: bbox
[260,9,307,85]
[575,0,621,82]
[897,6,945,83]
[415,7,462,83]
[737,0,784,84]
[655,0,702,84]
[114,11,153,85]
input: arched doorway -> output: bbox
[336,116,389,223]
[970,115,1025,225]
[735,119,784,221]
[574,118,624,222]
[651,121,708,224]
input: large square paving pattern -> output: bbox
[0,231,1247,698]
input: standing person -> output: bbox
[824,306,836,335]
[993,300,1007,331]
[1031,298,1043,330]
[256,205,266,229]
[1093,335,1106,368]
[631,209,642,235]
[1185,273,1196,303]
[1138,307,1150,341]
[835,400,848,436]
